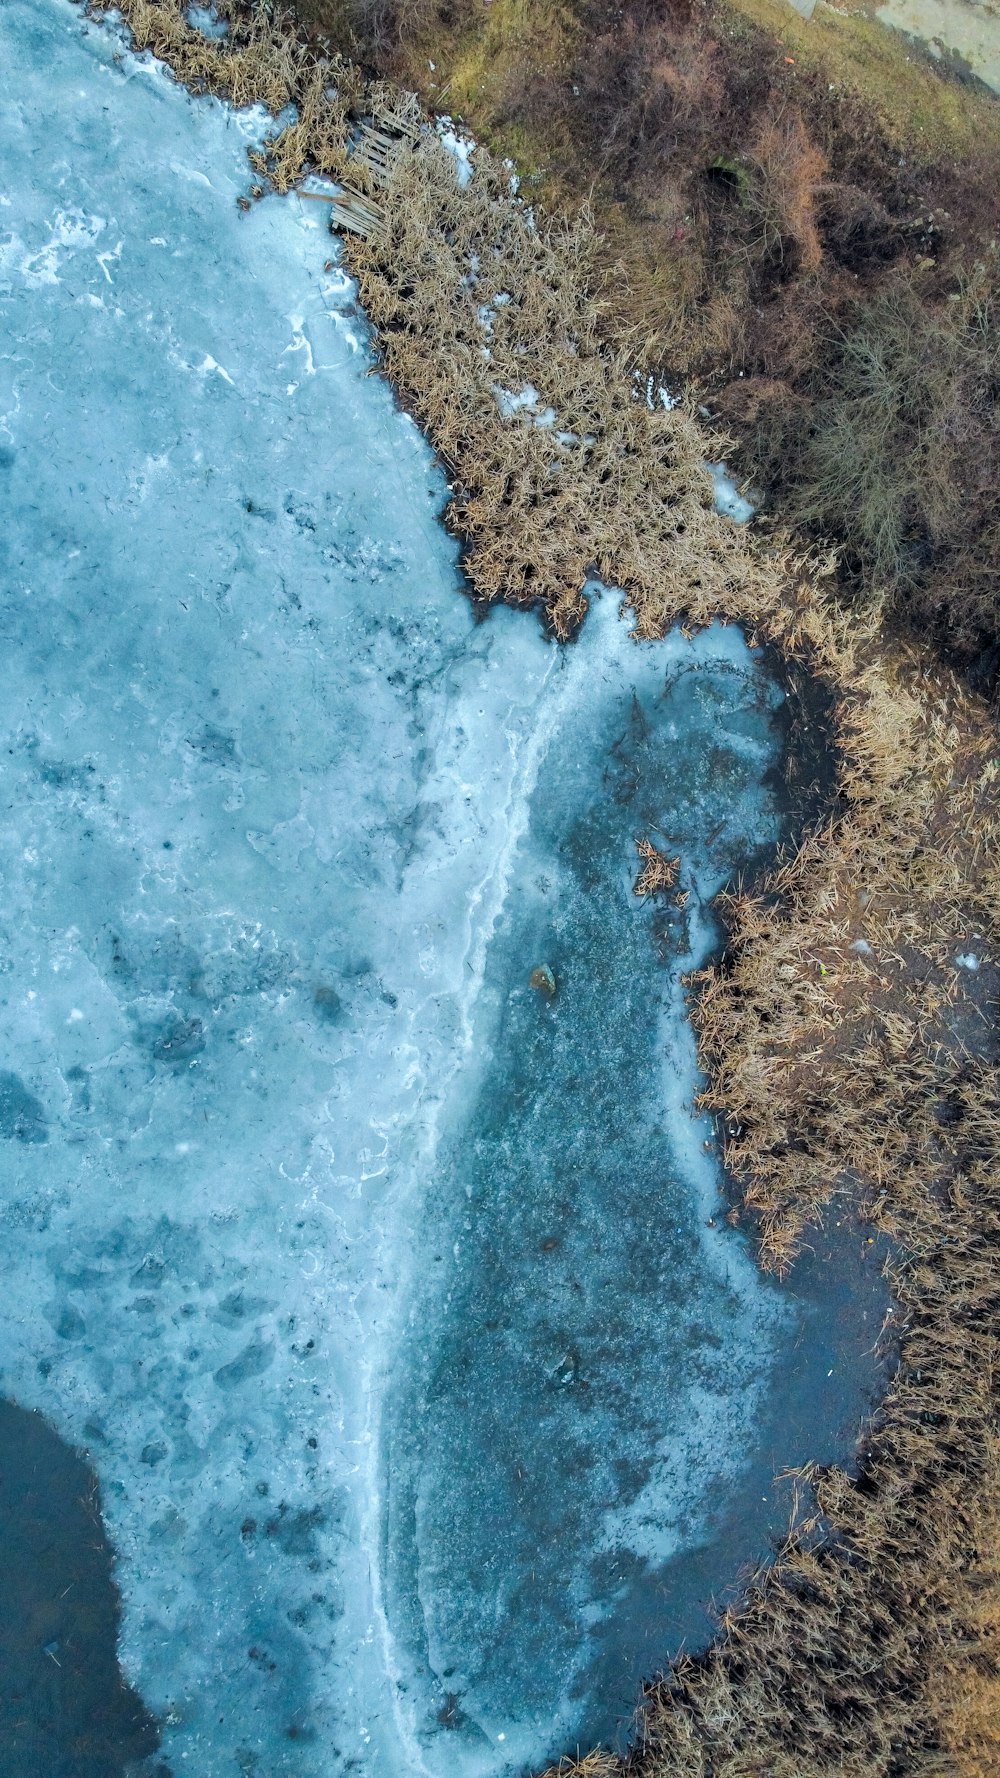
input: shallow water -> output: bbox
[0,1400,159,1777]
[0,4,888,1774]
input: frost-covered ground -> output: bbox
[0,5,885,1775]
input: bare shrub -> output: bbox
[747,260,1000,668]
[814,182,901,275]
[576,4,726,189]
[745,107,827,276]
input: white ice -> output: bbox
[0,6,876,1777]
[185,3,229,39]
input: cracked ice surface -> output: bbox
[380,627,792,1774]
[0,5,883,1776]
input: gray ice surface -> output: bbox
[0,5,886,1776]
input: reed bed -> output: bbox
[81,1,1000,1770]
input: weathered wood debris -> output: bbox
[325,185,387,237]
[306,109,419,238]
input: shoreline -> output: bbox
[59,1,1000,1769]
[343,0,1000,692]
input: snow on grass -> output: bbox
[494,381,557,426]
[436,114,476,186]
[706,460,756,524]
[185,2,229,37]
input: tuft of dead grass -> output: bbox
[81,2,1000,1773]
[634,837,681,897]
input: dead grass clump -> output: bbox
[81,5,1000,1776]
[338,132,805,637]
[544,1754,621,1778]
[930,1455,1000,1776]
[745,107,827,277]
[117,0,310,109]
[633,838,681,896]
[330,0,1000,684]
[695,647,1000,1259]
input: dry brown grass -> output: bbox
[745,106,827,276]
[82,1,1000,1771]
[930,1464,1000,1777]
[343,0,1000,680]
[546,1755,621,1778]
[634,838,681,897]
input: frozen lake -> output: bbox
[0,4,888,1774]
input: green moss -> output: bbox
[388,0,581,195]
[707,150,754,199]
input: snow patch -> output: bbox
[436,115,475,186]
[494,382,557,426]
[197,352,236,385]
[706,460,756,524]
[635,369,680,411]
[185,2,229,36]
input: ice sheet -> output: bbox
[0,6,884,1775]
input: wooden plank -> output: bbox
[370,104,420,142]
[327,186,387,238]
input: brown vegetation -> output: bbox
[81,1,1000,1772]
[634,838,681,897]
[931,1469,1000,1778]
[745,261,1000,672]
[313,0,1000,683]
